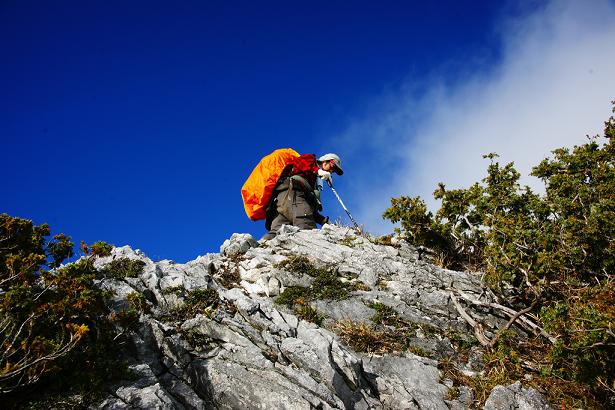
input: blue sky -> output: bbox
[2,1,614,262]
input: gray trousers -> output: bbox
[262,188,317,240]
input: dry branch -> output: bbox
[0,332,81,393]
[449,292,492,346]
[488,300,537,348]
[448,289,556,344]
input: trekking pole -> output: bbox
[326,180,361,230]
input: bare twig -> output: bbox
[488,300,538,348]
[1,313,36,363]
[448,289,556,344]
[0,332,81,392]
[0,271,20,288]
[577,342,615,350]
[463,215,475,231]
[596,377,615,395]
[33,283,53,301]
[449,292,492,347]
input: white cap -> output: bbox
[318,153,343,175]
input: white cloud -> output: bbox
[333,0,615,235]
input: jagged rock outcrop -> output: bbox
[93,225,552,409]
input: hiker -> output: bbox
[261,153,343,240]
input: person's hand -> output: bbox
[318,169,332,182]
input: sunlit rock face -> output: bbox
[94,225,552,410]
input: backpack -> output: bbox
[241,148,300,221]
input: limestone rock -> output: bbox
[87,225,554,409]
[484,382,553,410]
[220,233,259,256]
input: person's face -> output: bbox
[322,160,336,173]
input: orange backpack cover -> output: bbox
[241,148,300,221]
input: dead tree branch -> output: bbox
[488,300,538,348]
[449,292,492,347]
[447,289,556,344]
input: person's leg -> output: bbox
[261,212,292,240]
[291,191,317,230]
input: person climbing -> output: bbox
[261,153,343,240]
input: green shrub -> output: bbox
[274,287,327,326]
[274,258,353,326]
[312,272,353,300]
[184,288,219,311]
[275,273,355,306]
[89,241,113,257]
[369,301,406,328]
[0,214,131,406]
[168,288,220,320]
[126,292,150,314]
[99,258,146,279]
[294,300,325,326]
[80,240,113,257]
[541,282,614,386]
[275,286,311,307]
[275,256,356,320]
[276,255,330,277]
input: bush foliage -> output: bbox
[0,215,141,406]
[383,105,615,406]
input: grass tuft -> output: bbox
[99,258,145,279]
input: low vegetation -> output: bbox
[275,255,330,277]
[0,214,144,407]
[334,320,405,354]
[333,302,436,357]
[274,255,360,324]
[275,255,357,301]
[81,240,113,257]
[99,257,146,279]
[369,234,396,247]
[293,298,326,326]
[216,254,242,288]
[164,288,220,322]
[126,291,150,314]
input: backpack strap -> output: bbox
[290,175,321,210]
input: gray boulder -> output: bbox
[220,233,259,256]
[484,382,553,410]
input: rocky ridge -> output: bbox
[93,224,553,409]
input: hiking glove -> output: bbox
[317,169,332,182]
